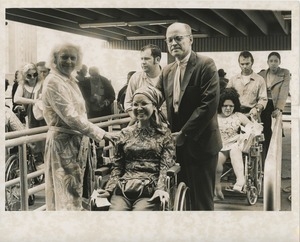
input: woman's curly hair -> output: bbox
[218,87,241,113]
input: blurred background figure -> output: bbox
[117,70,136,113]
[12,71,21,110]
[76,64,90,112]
[5,81,25,160]
[218,68,229,94]
[14,63,46,129]
[36,61,50,82]
[76,64,88,82]
[86,66,115,119]
[14,63,46,163]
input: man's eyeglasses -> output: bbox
[165,35,190,45]
[26,72,38,79]
[222,104,234,108]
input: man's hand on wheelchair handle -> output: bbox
[171,131,186,146]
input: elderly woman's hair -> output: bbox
[49,43,83,71]
[218,87,241,113]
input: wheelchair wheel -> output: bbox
[246,185,258,205]
[173,182,191,211]
[5,154,36,210]
[5,154,21,211]
[254,155,263,195]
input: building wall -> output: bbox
[5,21,37,84]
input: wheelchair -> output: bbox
[5,145,44,211]
[220,131,265,205]
[90,152,191,211]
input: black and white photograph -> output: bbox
[1,0,299,241]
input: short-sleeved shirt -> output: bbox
[227,72,267,109]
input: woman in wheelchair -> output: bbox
[97,86,176,211]
[215,88,255,200]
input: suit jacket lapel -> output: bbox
[178,52,196,106]
[167,63,178,98]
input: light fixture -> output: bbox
[126,33,208,41]
[127,35,166,40]
[193,34,209,38]
[127,19,176,27]
[79,22,127,28]
[79,19,177,29]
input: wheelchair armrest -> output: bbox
[167,163,181,177]
[95,166,110,176]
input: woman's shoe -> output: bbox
[233,183,245,193]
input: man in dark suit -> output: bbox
[156,22,222,210]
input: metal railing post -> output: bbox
[19,143,29,211]
[263,113,282,211]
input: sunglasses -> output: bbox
[26,72,38,79]
[165,35,190,45]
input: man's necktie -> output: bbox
[173,62,181,113]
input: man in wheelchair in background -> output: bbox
[95,86,176,211]
[215,88,264,201]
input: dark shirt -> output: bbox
[219,77,229,94]
[86,75,115,118]
[117,84,128,112]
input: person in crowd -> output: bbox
[218,68,229,94]
[12,70,27,124]
[227,51,267,120]
[258,52,290,154]
[42,43,114,211]
[14,63,46,129]
[117,70,136,113]
[5,80,25,159]
[36,61,50,82]
[156,22,222,210]
[5,79,9,91]
[214,88,254,200]
[86,66,115,119]
[75,64,90,113]
[98,86,176,211]
[124,44,162,123]
[76,64,88,82]
[14,63,46,166]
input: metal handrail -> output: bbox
[5,113,130,211]
[263,113,283,211]
[5,113,129,140]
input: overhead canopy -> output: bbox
[6,8,292,52]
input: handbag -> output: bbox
[32,91,44,121]
[116,177,154,201]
